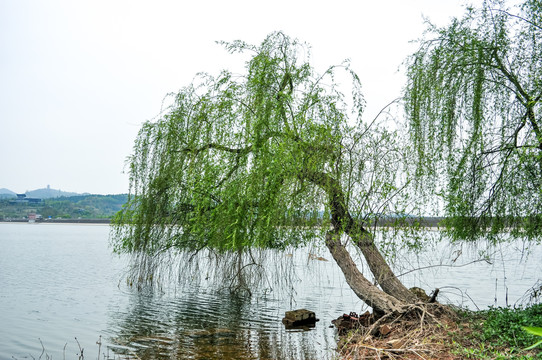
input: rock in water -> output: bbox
[282,309,319,328]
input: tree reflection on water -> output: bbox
[106,286,330,359]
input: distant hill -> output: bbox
[1,186,96,199]
[0,188,16,199]
[25,187,88,199]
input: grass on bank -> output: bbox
[456,304,542,359]
[337,303,542,360]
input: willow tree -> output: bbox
[405,0,542,241]
[112,32,419,315]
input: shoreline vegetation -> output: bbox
[336,303,542,359]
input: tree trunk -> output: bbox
[325,231,405,316]
[305,169,417,310]
[349,225,418,303]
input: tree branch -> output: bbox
[179,143,252,156]
[491,8,542,31]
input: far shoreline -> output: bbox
[0,217,446,228]
[0,219,111,225]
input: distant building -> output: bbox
[13,194,42,204]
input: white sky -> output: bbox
[0,0,480,195]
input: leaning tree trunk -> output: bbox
[348,224,418,303]
[325,230,405,315]
[306,169,417,313]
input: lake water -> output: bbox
[0,223,540,359]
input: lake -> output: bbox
[0,223,540,359]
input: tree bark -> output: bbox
[348,225,418,303]
[324,231,405,316]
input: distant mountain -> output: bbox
[25,187,89,199]
[0,186,91,199]
[0,188,16,199]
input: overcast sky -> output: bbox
[0,0,480,195]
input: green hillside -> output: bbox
[0,188,16,199]
[0,194,128,220]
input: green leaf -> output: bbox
[523,326,542,350]
[523,326,542,337]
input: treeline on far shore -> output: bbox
[0,190,448,229]
[0,194,127,221]
[4,193,533,231]
[2,218,111,224]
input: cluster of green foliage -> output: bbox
[481,305,542,349]
[405,0,542,241]
[0,194,127,220]
[112,32,409,256]
[456,305,542,359]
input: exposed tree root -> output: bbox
[334,303,462,360]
